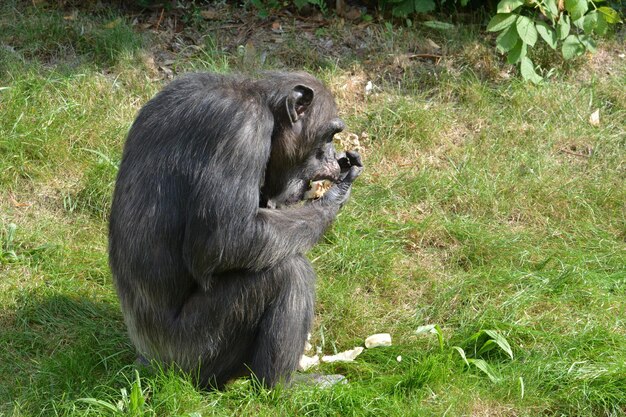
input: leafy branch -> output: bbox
[487,0,622,82]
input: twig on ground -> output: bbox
[156,8,165,30]
[559,148,592,158]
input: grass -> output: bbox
[1,1,625,416]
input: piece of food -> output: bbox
[299,354,320,371]
[321,347,364,363]
[304,179,334,200]
[589,109,600,126]
[364,333,392,348]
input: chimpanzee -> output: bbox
[108,71,362,389]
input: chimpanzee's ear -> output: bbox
[286,85,314,124]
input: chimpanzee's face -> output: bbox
[262,116,346,209]
[260,79,347,209]
[300,117,346,184]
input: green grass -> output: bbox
[1,1,625,416]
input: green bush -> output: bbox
[382,0,469,18]
[487,0,622,82]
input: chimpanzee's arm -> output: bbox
[248,152,362,270]
[182,172,358,284]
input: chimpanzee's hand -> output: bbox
[337,150,363,175]
[320,150,363,207]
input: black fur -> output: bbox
[109,71,362,388]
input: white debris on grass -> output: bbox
[589,109,600,126]
[299,332,393,371]
[365,333,392,348]
[299,354,320,371]
[321,347,364,363]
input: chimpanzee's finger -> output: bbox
[336,152,351,171]
[346,150,363,167]
[342,165,363,183]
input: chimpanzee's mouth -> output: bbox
[310,174,339,183]
[277,173,340,207]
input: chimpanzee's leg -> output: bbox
[170,255,314,389]
[247,255,315,386]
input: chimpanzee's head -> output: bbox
[259,72,346,208]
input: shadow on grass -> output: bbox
[0,291,135,411]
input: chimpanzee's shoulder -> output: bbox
[165,72,254,89]
[161,72,265,104]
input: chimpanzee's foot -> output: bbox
[290,373,348,388]
[134,355,150,367]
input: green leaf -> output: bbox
[414,0,436,12]
[598,6,621,24]
[565,0,588,21]
[557,14,571,40]
[520,57,543,83]
[535,21,557,49]
[453,346,470,366]
[469,359,501,383]
[544,0,559,20]
[416,324,437,334]
[477,339,498,356]
[77,398,120,413]
[129,370,145,413]
[435,325,444,351]
[484,330,514,359]
[416,324,445,351]
[579,34,597,53]
[293,0,309,8]
[497,0,524,13]
[562,34,586,59]
[487,13,518,32]
[392,0,415,17]
[595,13,608,35]
[573,15,585,30]
[496,24,520,52]
[582,11,598,34]
[507,40,527,64]
[422,20,456,30]
[516,16,538,46]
